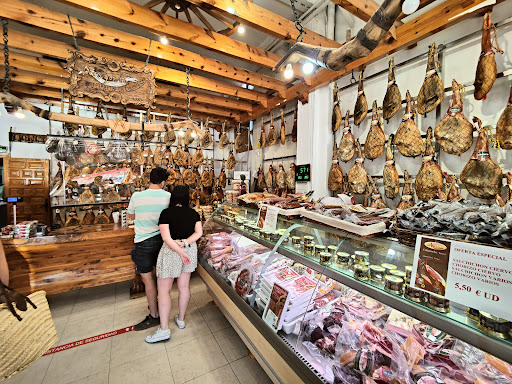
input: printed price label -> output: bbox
[411,235,512,321]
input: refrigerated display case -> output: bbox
[197,203,512,384]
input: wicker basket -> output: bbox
[0,291,58,380]
[393,226,423,248]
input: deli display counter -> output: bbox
[197,203,512,384]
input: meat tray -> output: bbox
[301,210,388,237]
[258,203,305,218]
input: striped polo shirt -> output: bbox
[127,188,171,243]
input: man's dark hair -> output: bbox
[150,167,169,185]
[240,174,246,181]
[169,185,190,207]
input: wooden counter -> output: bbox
[3,224,136,295]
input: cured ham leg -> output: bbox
[364,101,385,160]
[415,127,443,201]
[280,109,286,145]
[474,12,503,100]
[496,80,512,149]
[354,70,368,125]
[259,117,266,148]
[292,105,298,143]
[268,113,278,146]
[383,135,399,199]
[338,110,355,162]
[328,143,344,192]
[286,163,296,192]
[444,172,462,202]
[417,44,444,115]
[348,140,368,194]
[332,83,342,133]
[460,117,503,199]
[383,57,401,121]
[395,91,423,157]
[235,123,244,151]
[369,177,387,209]
[397,170,414,210]
[202,118,213,148]
[434,79,473,155]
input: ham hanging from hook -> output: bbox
[496,80,512,149]
[382,57,401,121]
[383,134,399,199]
[394,91,424,157]
[280,109,286,145]
[397,170,415,210]
[332,83,342,133]
[259,117,267,148]
[338,110,356,162]
[328,142,344,192]
[354,70,368,126]
[414,127,444,201]
[417,43,444,115]
[348,140,368,194]
[364,101,385,160]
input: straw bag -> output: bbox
[0,290,58,380]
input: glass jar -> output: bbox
[381,263,397,275]
[320,252,332,266]
[354,251,369,264]
[336,252,350,268]
[369,265,386,282]
[291,236,301,247]
[478,312,511,340]
[404,285,424,303]
[354,264,369,281]
[426,294,450,313]
[315,245,326,258]
[384,275,404,295]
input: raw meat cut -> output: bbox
[292,105,297,142]
[496,80,512,149]
[234,123,244,151]
[474,12,503,100]
[268,113,278,146]
[338,110,355,162]
[383,134,399,199]
[202,119,213,148]
[364,101,385,160]
[417,43,444,115]
[219,160,227,188]
[354,70,368,125]
[280,109,286,145]
[395,90,423,157]
[332,83,342,133]
[434,79,473,155]
[328,143,344,192]
[348,140,368,194]
[191,137,204,168]
[226,144,236,169]
[369,177,387,209]
[286,163,295,191]
[397,170,414,210]
[444,172,462,202]
[259,117,266,148]
[219,121,229,149]
[461,117,503,199]
[415,127,444,201]
[382,56,401,121]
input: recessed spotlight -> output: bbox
[402,0,420,15]
[303,61,314,75]
[238,25,245,34]
[284,63,294,79]
[160,36,169,44]
[226,7,235,14]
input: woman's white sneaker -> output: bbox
[174,315,186,329]
[145,327,171,343]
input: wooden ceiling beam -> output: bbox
[186,0,341,48]
[5,69,242,120]
[248,0,494,121]
[1,0,284,98]
[5,30,255,112]
[54,0,283,69]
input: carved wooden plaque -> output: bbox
[66,51,156,108]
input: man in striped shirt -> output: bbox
[127,167,170,330]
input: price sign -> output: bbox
[295,164,311,182]
[411,235,512,321]
[263,283,291,332]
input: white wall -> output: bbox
[322,3,512,207]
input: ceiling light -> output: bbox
[302,61,314,75]
[14,107,25,119]
[160,36,169,45]
[179,129,185,137]
[175,4,181,10]
[191,131,197,138]
[238,25,245,34]
[226,7,235,14]
[402,0,420,15]
[284,63,294,79]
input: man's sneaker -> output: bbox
[174,315,186,329]
[145,327,170,343]
[134,314,160,331]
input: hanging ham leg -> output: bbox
[328,143,344,192]
[395,91,424,157]
[280,109,286,145]
[348,140,368,194]
[397,170,415,210]
[369,176,387,209]
[444,172,462,202]
[474,12,503,100]
[354,70,368,125]
[415,127,444,201]
[496,80,512,149]
[434,79,473,155]
[364,101,385,160]
[292,105,298,143]
[460,117,503,199]
[259,117,267,148]
[383,57,401,121]
[383,134,399,199]
[268,113,278,146]
[332,83,342,133]
[417,43,444,115]
[286,163,296,192]
[338,110,356,162]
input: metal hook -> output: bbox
[350,70,356,84]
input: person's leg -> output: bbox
[176,272,191,322]
[157,277,174,331]
[140,272,158,318]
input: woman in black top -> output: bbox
[145,186,203,343]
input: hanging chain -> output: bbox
[2,18,10,93]
[186,67,191,120]
[67,14,80,51]
[289,0,304,42]
[145,39,152,67]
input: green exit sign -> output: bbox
[295,164,310,182]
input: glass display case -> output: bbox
[197,203,512,384]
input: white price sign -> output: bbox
[410,235,512,321]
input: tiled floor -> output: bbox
[4,273,273,384]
